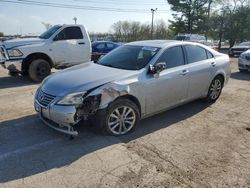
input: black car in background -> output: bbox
[91,41,121,62]
[228,42,250,57]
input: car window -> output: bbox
[96,43,106,50]
[206,50,214,59]
[107,43,115,49]
[56,27,83,40]
[185,45,207,63]
[98,45,160,70]
[156,46,185,69]
[39,25,61,39]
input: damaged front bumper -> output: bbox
[35,100,80,136]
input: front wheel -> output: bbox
[93,99,140,136]
[205,76,223,103]
[28,59,51,82]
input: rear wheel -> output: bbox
[28,59,51,82]
[205,76,223,103]
[93,99,140,136]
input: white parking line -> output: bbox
[0,138,62,161]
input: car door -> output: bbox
[51,26,88,67]
[145,46,189,115]
[184,45,213,100]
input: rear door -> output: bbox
[145,46,189,114]
[51,26,89,67]
[184,45,213,100]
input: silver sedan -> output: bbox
[34,40,230,136]
[238,49,250,72]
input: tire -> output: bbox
[205,76,224,103]
[28,59,51,82]
[21,71,28,76]
[229,53,234,57]
[92,99,140,136]
[239,69,248,73]
[8,71,18,77]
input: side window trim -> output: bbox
[206,50,214,59]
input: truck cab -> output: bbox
[0,24,91,82]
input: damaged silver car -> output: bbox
[34,40,230,136]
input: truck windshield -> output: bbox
[98,45,160,70]
[39,25,62,39]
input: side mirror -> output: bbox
[149,62,167,74]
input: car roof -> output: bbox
[126,40,197,48]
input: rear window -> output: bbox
[57,27,83,40]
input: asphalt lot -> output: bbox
[0,58,249,188]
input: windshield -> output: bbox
[98,45,160,70]
[239,42,250,46]
[39,25,62,39]
[173,35,188,41]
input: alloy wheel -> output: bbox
[108,106,136,135]
[209,79,222,100]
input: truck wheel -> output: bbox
[8,71,19,77]
[28,59,51,82]
[239,69,248,73]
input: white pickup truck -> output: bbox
[0,24,91,82]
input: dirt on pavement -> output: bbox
[0,58,249,188]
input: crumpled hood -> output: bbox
[41,62,137,96]
[3,38,44,49]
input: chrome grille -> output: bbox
[37,90,56,107]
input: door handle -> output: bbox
[78,42,85,45]
[211,62,216,67]
[180,69,189,75]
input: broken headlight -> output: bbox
[57,92,86,106]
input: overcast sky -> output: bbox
[0,0,172,35]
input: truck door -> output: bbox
[51,26,90,67]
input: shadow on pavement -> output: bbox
[0,100,209,183]
[0,75,36,89]
[231,71,250,81]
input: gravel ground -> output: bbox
[0,58,249,188]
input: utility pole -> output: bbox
[151,8,157,39]
[73,17,77,24]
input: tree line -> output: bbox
[92,0,250,48]
[167,0,250,47]
[90,20,172,43]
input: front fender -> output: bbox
[86,83,130,109]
